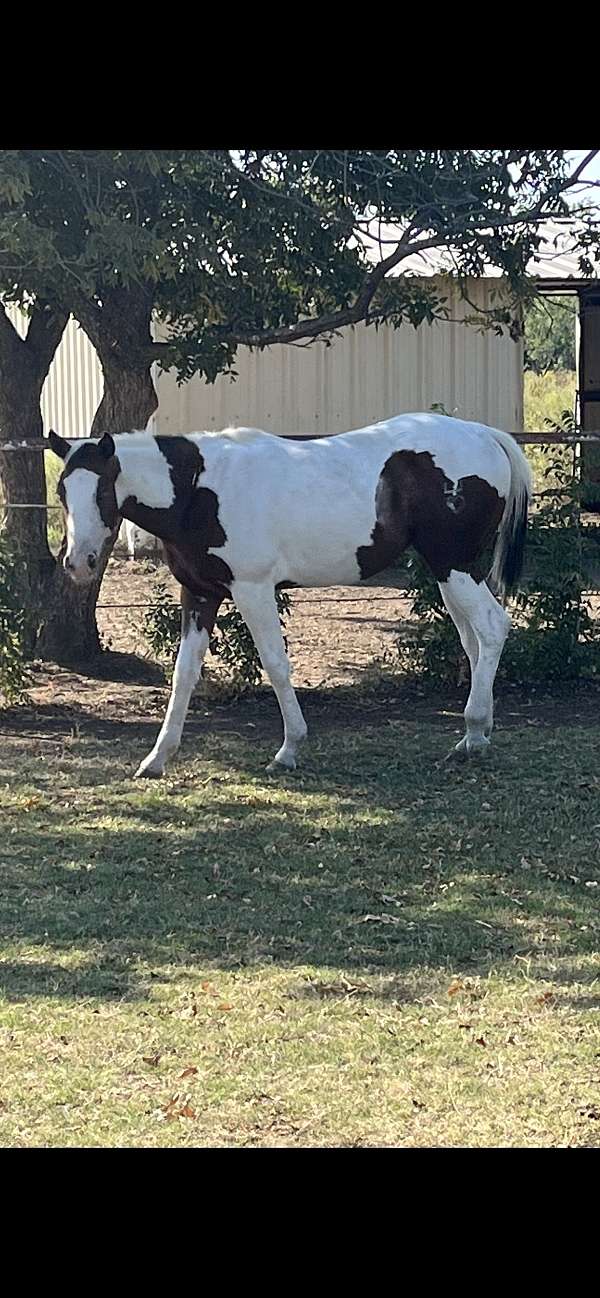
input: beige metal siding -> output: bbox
[5,304,104,437]
[156,279,524,435]
[5,277,523,439]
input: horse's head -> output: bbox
[49,430,121,584]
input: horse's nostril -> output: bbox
[87,553,97,570]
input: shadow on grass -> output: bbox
[4,673,600,754]
[2,712,599,1005]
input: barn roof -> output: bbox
[362,218,600,288]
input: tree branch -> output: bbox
[189,202,559,352]
[25,300,69,375]
[567,149,600,188]
[0,299,26,360]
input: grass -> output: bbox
[44,455,63,553]
[524,369,577,436]
[1,693,600,1147]
[523,369,578,492]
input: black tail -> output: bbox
[489,429,532,599]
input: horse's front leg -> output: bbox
[232,581,307,771]
[135,589,222,779]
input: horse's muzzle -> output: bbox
[63,552,98,584]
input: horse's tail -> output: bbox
[488,429,533,599]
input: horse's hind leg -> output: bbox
[439,570,511,757]
[232,581,308,771]
[438,580,488,730]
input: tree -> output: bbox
[524,295,577,373]
[1,149,599,662]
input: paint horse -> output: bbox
[49,414,532,778]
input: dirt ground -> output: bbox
[6,555,420,724]
[98,556,416,687]
[2,553,600,752]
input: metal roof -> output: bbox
[361,218,600,286]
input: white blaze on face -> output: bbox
[64,468,111,580]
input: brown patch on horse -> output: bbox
[357,449,504,584]
[121,437,234,597]
[180,585,223,637]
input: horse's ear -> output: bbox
[48,429,70,461]
[98,433,116,461]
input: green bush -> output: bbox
[524,296,576,374]
[501,445,600,682]
[44,454,64,554]
[0,533,30,705]
[523,370,576,491]
[143,580,292,691]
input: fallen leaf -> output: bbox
[357,912,402,926]
[217,1003,233,1011]
[179,1065,198,1079]
[143,1053,161,1066]
[475,1036,487,1047]
[447,979,464,997]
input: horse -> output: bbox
[48,413,532,778]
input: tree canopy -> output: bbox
[524,295,577,373]
[1,149,598,391]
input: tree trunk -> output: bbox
[0,303,103,663]
[1,292,161,667]
[91,356,158,435]
[77,285,159,436]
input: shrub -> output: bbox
[143,581,292,691]
[0,532,30,705]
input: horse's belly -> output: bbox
[275,516,374,588]
[283,551,363,588]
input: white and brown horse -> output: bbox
[49,414,532,777]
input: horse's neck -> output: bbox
[115,438,184,536]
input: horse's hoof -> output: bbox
[134,761,165,780]
[445,736,490,762]
[266,758,296,775]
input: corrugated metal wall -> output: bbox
[5,277,524,438]
[156,279,524,435]
[5,305,104,437]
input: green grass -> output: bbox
[1,700,600,1146]
[524,369,576,434]
[44,455,63,552]
[523,369,578,492]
